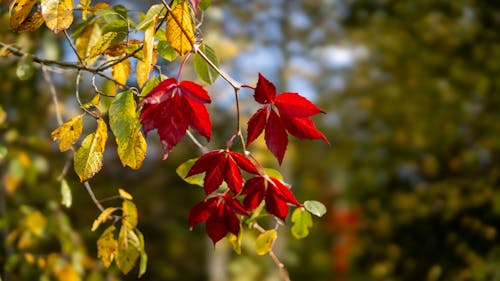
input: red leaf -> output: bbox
[246,73,328,164]
[187,150,259,195]
[254,73,276,104]
[242,176,300,220]
[275,92,323,118]
[190,194,247,244]
[265,110,288,164]
[140,78,211,159]
[246,106,268,146]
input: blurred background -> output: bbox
[1,0,500,280]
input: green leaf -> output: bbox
[199,0,211,11]
[135,229,148,278]
[97,225,118,268]
[140,76,161,96]
[304,200,327,217]
[116,225,140,274]
[122,200,138,229]
[193,44,219,84]
[137,4,166,30]
[176,158,204,186]
[92,207,118,231]
[74,118,107,182]
[109,91,146,169]
[16,54,35,81]
[255,229,277,255]
[157,40,178,61]
[60,179,72,208]
[264,168,284,181]
[291,208,313,239]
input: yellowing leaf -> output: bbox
[291,208,313,240]
[109,91,146,169]
[228,230,242,255]
[51,115,83,152]
[40,0,74,33]
[166,1,194,56]
[137,17,156,87]
[118,188,133,200]
[89,32,118,59]
[54,264,79,281]
[122,200,138,229]
[255,229,277,256]
[111,58,130,86]
[135,229,148,278]
[176,158,204,186]
[116,225,140,274]
[23,210,47,237]
[15,11,45,33]
[60,179,72,208]
[97,225,118,268]
[8,0,38,30]
[74,118,107,182]
[92,207,118,231]
[75,21,101,65]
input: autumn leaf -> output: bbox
[255,229,277,255]
[75,21,101,65]
[40,0,74,33]
[51,114,83,152]
[166,1,194,56]
[97,225,118,267]
[14,11,45,33]
[109,90,147,169]
[291,208,312,239]
[92,207,118,231]
[8,0,38,30]
[247,73,329,164]
[122,200,138,229]
[137,16,157,87]
[189,193,248,244]
[74,118,107,182]
[140,78,211,159]
[111,58,130,86]
[186,149,259,195]
[116,225,141,274]
[89,32,118,59]
[242,176,301,220]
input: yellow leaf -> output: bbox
[109,91,147,169]
[91,207,118,231]
[228,230,242,255]
[118,188,133,200]
[255,229,277,256]
[89,32,118,59]
[97,225,118,268]
[166,1,194,56]
[23,210,47,237]
[51,114,83,152]
[54,264,80,281]
[41,0,74,33]
[74,118,107,182]
[122,200,138,229]
[75,21,101,65]
[8,0,38,30]
[136,18,156,87]
[111,58,130,86]
[15,11,45,33]
[116,225,140,274]
[105,40,142,57]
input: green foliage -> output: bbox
[291,208,313,239]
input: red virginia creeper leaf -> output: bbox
[187,150,259,194]
[140,78,211,159]
[189,194,247,244]
[246,73,328,164]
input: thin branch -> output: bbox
[186,130,209,154]
[42,64,63,125]
[63,30,85,66]
[84,181,105,212]
[252,222,291,281]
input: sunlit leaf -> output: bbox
[111,58,130,87]
[118,188,133,200]
[264,168,284,181]
[51,114,83,152]
[89,32,118,59]
[176,158,204,186]
[166,1,194,56]
[116,225,140,274]
[109,90,146,169]
[91,207,118,231]
[60,179,72,208]
[74,118,107,182]
[304,200,327,217]
[122,200,138,229]
[255,229,277,255]
[97,225,118,268]
[54,264,79,281]
[40,0,74,33]
[228,230,242,255]
[75,21,101,65]
[193,44,219,84]
[291,208,313,239]
[8,0,38,30]
[137,16,156,87]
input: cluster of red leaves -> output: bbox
[140,74,327,244]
